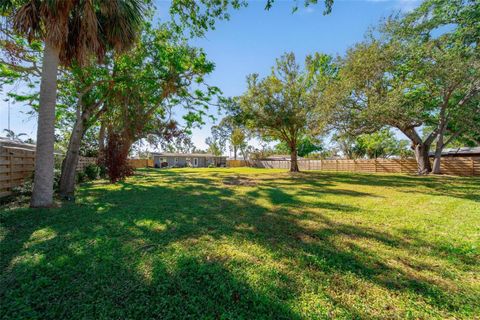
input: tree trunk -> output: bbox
[233,145,237,160]
[414,143,432,175]
[31,42,60,208]
[290,144,299,172]
[432,108,449,174]
[59,109,88,199]
[98,121,105,163]
[432,128,445,174]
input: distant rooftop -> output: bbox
[0,137,36,150]
[429,147,480,157]
[151,152,226,158]
[259,155,304,161]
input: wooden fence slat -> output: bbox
[227,157,479,177]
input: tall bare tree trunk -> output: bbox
[59,109,89,199]
[432,127,445,174]
[98,121,105,163]
[432,107,448,175]
[290,143,299,172]
[31,43,60,208]
[414,143,432,175]
[233,145,237,160]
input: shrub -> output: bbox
[11,178,33,197]
[53,169,62,191]
[84,164,100,180]
[76,171,87,183]
[98,164,107,178]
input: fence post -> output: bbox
[9,152,13,194]
[472,158,475,176]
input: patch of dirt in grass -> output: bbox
[223,176,257,187]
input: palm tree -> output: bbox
[1,0,145,207]
[3,129,27,141]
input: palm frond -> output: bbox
[13,0,41,42]
[11,0,146,66]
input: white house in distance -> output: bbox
[151,152,227,168]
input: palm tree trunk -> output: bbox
[31,42,60,208]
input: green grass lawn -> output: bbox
[1,168,479,319]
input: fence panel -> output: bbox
[76,156,97,172]
[128,158,153,169]
[0,145,154,198]
[0,146,36,198]
[474,157,480,176]
[227,160,247,168]
[227,157,479,177]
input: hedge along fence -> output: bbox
[0,146,154,198]
[230,157,480,176]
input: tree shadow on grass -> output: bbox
[1,169,478,319]
[304,171,480,202]
[0,223,299,319]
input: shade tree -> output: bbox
[326,25,478,174]
[239,52,336,172]
[1,0,146,207]
[101,26,218,182]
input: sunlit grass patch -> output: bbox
[1,168,479,319]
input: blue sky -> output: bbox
[0,0,421,152]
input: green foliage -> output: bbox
[103,23,219,152]
[169,0,334,36]
[356,129,412,159]
[332,129,412,159]
[239,52,336,154]
[275,136,323,157]
[84,164,100,181]
[76,171,87,184]
[205,136,223,156]
[325,0,479,171]
[98,164,107,179]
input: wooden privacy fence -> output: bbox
[0,150,154,198]
[0,146,36,198]
[129,158,153,169]
[77,156,97,171]
[228,157,480,176]
[227,160,247,168]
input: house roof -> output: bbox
[0,137,36,150]
[151,152,226,158]
[0,137,64,155]
[429,147,480,157]
[260,155,303,161]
